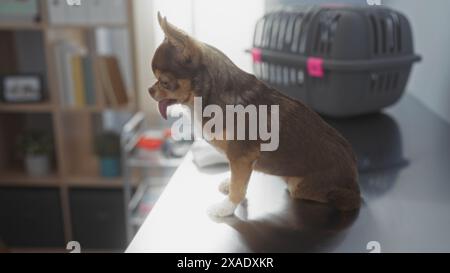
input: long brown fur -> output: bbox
[149,13,361,211]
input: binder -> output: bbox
[107,0,128,25]
[87,0,107,24]
[47,0,66,24]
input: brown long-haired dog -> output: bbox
[149,13,361,217]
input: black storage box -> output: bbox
[250,6,421,117]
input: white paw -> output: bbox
[218,178,230,195]
[207,198,237,217]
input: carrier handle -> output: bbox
[248,48,422,75]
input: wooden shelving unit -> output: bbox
[0,0,139,247]
[0,102,54,113]
[0,169,61,187]
[0,22,45,30]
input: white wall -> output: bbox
[134,0,158,122]
[386,0,450,123]
[150,0,264,73]
[192,0,264,73]
[134,0,265,124]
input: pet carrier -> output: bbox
[250,5,421,117]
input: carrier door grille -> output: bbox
[313,11,340,57]
[370,12,402,56]
[370,72,400,94]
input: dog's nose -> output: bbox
[148,87,155,97]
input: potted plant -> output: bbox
[17,131,53,177]
[94,131,121,178]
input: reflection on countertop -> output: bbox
[128,95,450,253]
[326,112,408,199]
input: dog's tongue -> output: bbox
[158,99,175,120]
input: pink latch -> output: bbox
[251,48,262,63]
[307,57,324,78]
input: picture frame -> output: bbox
[0,74,44,103]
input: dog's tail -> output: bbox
[327,188,361,211]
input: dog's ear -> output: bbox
[157,12,200,66]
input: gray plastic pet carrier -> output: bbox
[250,5,421,117]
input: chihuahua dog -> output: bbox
[149,13,361,217]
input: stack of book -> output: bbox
[46,0,127,25]
[0,0,39,23]
[53,41,128,108]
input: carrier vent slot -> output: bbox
[290,68,297,85]
[283,66,289,85]
[268,64,272,82]
[327,14,340,54]
[254,17,265,47]
[291,15,304,53]
[262,16,273,48]
[385,73,392,91]
[385,17,395,53]
[371,12,402,55]
[370,15,379,55]
[297,69,305,85]
[380,17,387,54]
[262,63,268,81]
[277,15,288,50]
[285,14,296,45]
[314,12,340,56]
[275,65,282,84]
[298,10,314,54]
[253,63,260,78]
[270,15,281,50]
[390,12,402,52]
[392,72,399,89]
[370,72,400,93]
[378,74,385,92]
[370,73,377,92]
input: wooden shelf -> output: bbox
[0,22,128,31]
[0,22,44,31]
[66,175,138,189]
[60,104,135,113]
[48,23,129,30]
[0,103,54,113]
[59,106,103,113]
[0,171,136,189]
[0,170,60,187]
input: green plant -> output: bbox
[94,131,121,158]
[17,131,53,156]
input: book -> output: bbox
[95,56,117,107]
[0,32,17,74]
[82,56,96,106]
[96,56,129,107]
[53,41,79,106]
[103,56,129,106]
[71,55,86,107]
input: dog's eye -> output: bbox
[160,80,170,89]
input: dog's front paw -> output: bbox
[207,198,237,217]
[218,178,230,195]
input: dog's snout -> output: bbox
[148,86,156,97]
